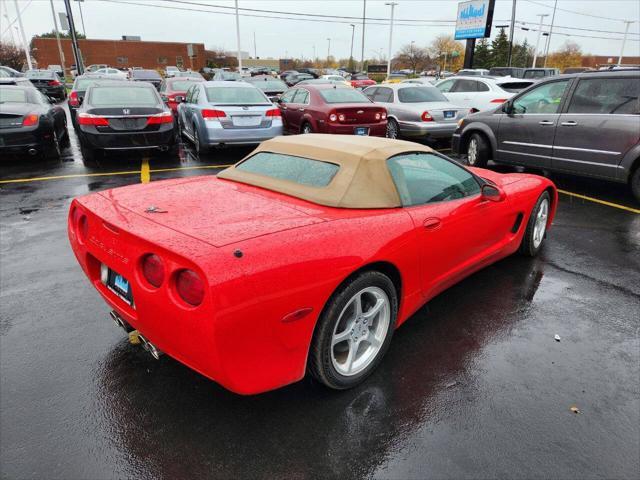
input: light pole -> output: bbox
[327,37,331,61]
[507,0,517,66]
[618,21,635,65]
[50,0,66,78]
[313,44,316,61]
[3,13,15,45]
[74,0,86,36]
[234,0,242,72]
[385,2,398,80]
[543,0,558,67]
[532,13,548,68]
[360,0,366,72]
[12,0,32,70]
[63,0,83,74]
[349,24,356,71]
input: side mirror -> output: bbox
[502,101,512,114]
[481,183,506,202]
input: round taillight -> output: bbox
[381,112,387,119]
[142,254,165,288]
[73,208,88,241]
[375,112,381,120]
[338,113,345,122]
[175,269,204,306]
[329,113,337,122]
[421,111,433,122]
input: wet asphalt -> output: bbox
[1,102,639,480]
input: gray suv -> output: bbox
[452,70,640,202]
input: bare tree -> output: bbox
[396,43,429,73]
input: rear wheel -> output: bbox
[45,130,62,159]
[193,126,209,154]
[519,191,551,257]
[466,133,490,167]
[301,122,313,134]
[386,118,399,139]
[308,270,398,390]
[630,167,640,204]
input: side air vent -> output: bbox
[511,213,524,233]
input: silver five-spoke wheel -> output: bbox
[532,198,549,249]
[467,138,478,165]
[330,287,390,376]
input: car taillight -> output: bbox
[202,109,226,120]
[421,111,434,122]
[175,270,204,306]
[266,108,281,117]
[147,112,173,124]
[22,114,39,127]
[338,113,346,122]
[141,254,165,288]
[491,98,508,103]
[72,207,88,241]
[329,113,338,122]
[78,113,109,126]
[381,111,387,119]
[69,91,80,107]
[48,80,61,86]
[167,95,176,102]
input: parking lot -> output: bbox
[1,101,638,479]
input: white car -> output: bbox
[165,66,180,77]
[401,77,437,86]
[434,76,534,112]
[320,74,350,85]
[93,67,129,80]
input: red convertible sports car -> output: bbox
[69,135,557,395]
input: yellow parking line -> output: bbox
[140,157,150,184]
[0,164,234,185]
[558,189,640,214]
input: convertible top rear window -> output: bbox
[235,152,339,187]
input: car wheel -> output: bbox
[386,118,399,139]
[467,133,490,167]
[519,191,551,257]
[630,167,640,204]
[45,130,62,159]
[301,122,313,134]
[194,126,209,154]
[308,270,398,390]
[60,124,70,149]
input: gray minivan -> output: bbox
[452,70,640,202]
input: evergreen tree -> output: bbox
[473,38,491,69]
[512,39,532,68]
[490,28,510,67]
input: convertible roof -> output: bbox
[217,134,435,208]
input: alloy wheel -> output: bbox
[468,138,478,165]
[533,198,549,249]
[386,120,398,139]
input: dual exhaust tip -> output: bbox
[110,310,163,360]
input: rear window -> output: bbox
[398,87,447,103]
[132,70,161,79]
[74,77,111,90]
[248,79,287,91]
[523,70,547,79]
[169,80,202,91]
[235,152,339,187]
[26,71,54,79]
[205,87,268,104]
[319,88,370,104]
[0,88,28,103]
[568,77,640,114]
[497,81,533,93]
[88,87,159,106]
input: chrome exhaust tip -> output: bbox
[28,148,38,156]
[159,145,169,152]
[138,334,163,360]
[109,310,132,333]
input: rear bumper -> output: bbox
[0,126,53,154]
[321,122,387,137]
[399,120,458,139]
[203,121,283,146]
[80,127,175,150]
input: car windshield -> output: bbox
[74,77,110,90]
[0,88,29,103]
[132,70,161,79]
[235,152,339,187]
[89,87,159,106]
[205,87,268,104]
[169,80,202,91]
[319,88,370,103]
[26,71,54,79]
[248,79,287,91]
[523,70,547,79]
[398,87,447,103]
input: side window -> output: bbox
[192,86,200,103]
[373,87,393,102]
[185,86,194,103]
[387,153,480,206]
[436,79,455,93]
[363,87,377,100]
[452,79,478,92]
[512,80,570,114]
[293,89,309,104]
[159,81,166,92]
[280,89,297,103]
[568,78,639,115]
[476,81,490,92]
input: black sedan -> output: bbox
[0,85,69,158]
[129,69,163,90]
[68,74,126,129]
[243,75,288,102]
[76,81,175,164]
[25,70,67,100]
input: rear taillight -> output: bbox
[167,95,176,102]
[48,80,61,86]
[329,113,338,122]
[266,108,281,117]
[22,114,39,127]
[72,207,88,241]
[175,270,205,306]
[491,98,508,104]
[202,109,226,120]
[69,91,80,107]
[381,111,387,119]
[421,111,434,122]
[78,113,109,126]
[147,112,173,124]
[141,254,165,288]
[338,113,345,122]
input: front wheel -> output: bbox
[194,126,209,154]
[386,118,399,139]
[308,271,398,390]
[466,133,490,167]
[519,191,551,257]
[301,122,313,134]
[630,167,640,204]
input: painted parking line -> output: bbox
[558,189,640,214]
[140,157,151,184]
[0,164,234,185]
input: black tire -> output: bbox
[519,191,551,257]
[301,122,313,134]
[45,130,62,159]
[60,124,70,149]
[308,270,398,390]
[386,118,399,139]
[194,125,209,154]
[630,167,640,204]
[466,132,490,167]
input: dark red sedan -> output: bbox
[159,77,205,113]
[278,84,387,136]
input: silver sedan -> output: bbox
[177,81,283,153]
[363,83,468,140]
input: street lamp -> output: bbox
[385,2,398,79]
[74,0,86,36]
[532,13,548,68]
[327,37,331,61]
[543,0,558,67]
[618,21,636,64]
[349,24,356,71]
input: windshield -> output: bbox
[132,70,161,79]
[248,79,287,91]
[398,87,447,103]
[0,88,29,103]
[89,87,159,106]
[169,80,202,91]
[205,87,268,104]
[319,88,370,103]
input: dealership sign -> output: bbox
[454,0,495,40]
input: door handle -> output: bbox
[561,121,577,126]
[423,218,442,230]
[538,120,555,125]
[298,108,305,112]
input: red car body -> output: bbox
[160,77,205,113]
[68,136,557,395]
[278,84,387,136]
[349,74,376,89]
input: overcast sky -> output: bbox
[3,0,640,60]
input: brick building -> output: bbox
[581,55,640,68]
[31,37,209,73]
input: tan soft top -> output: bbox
[217,134,434,208]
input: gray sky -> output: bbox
[4,0,640,59]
